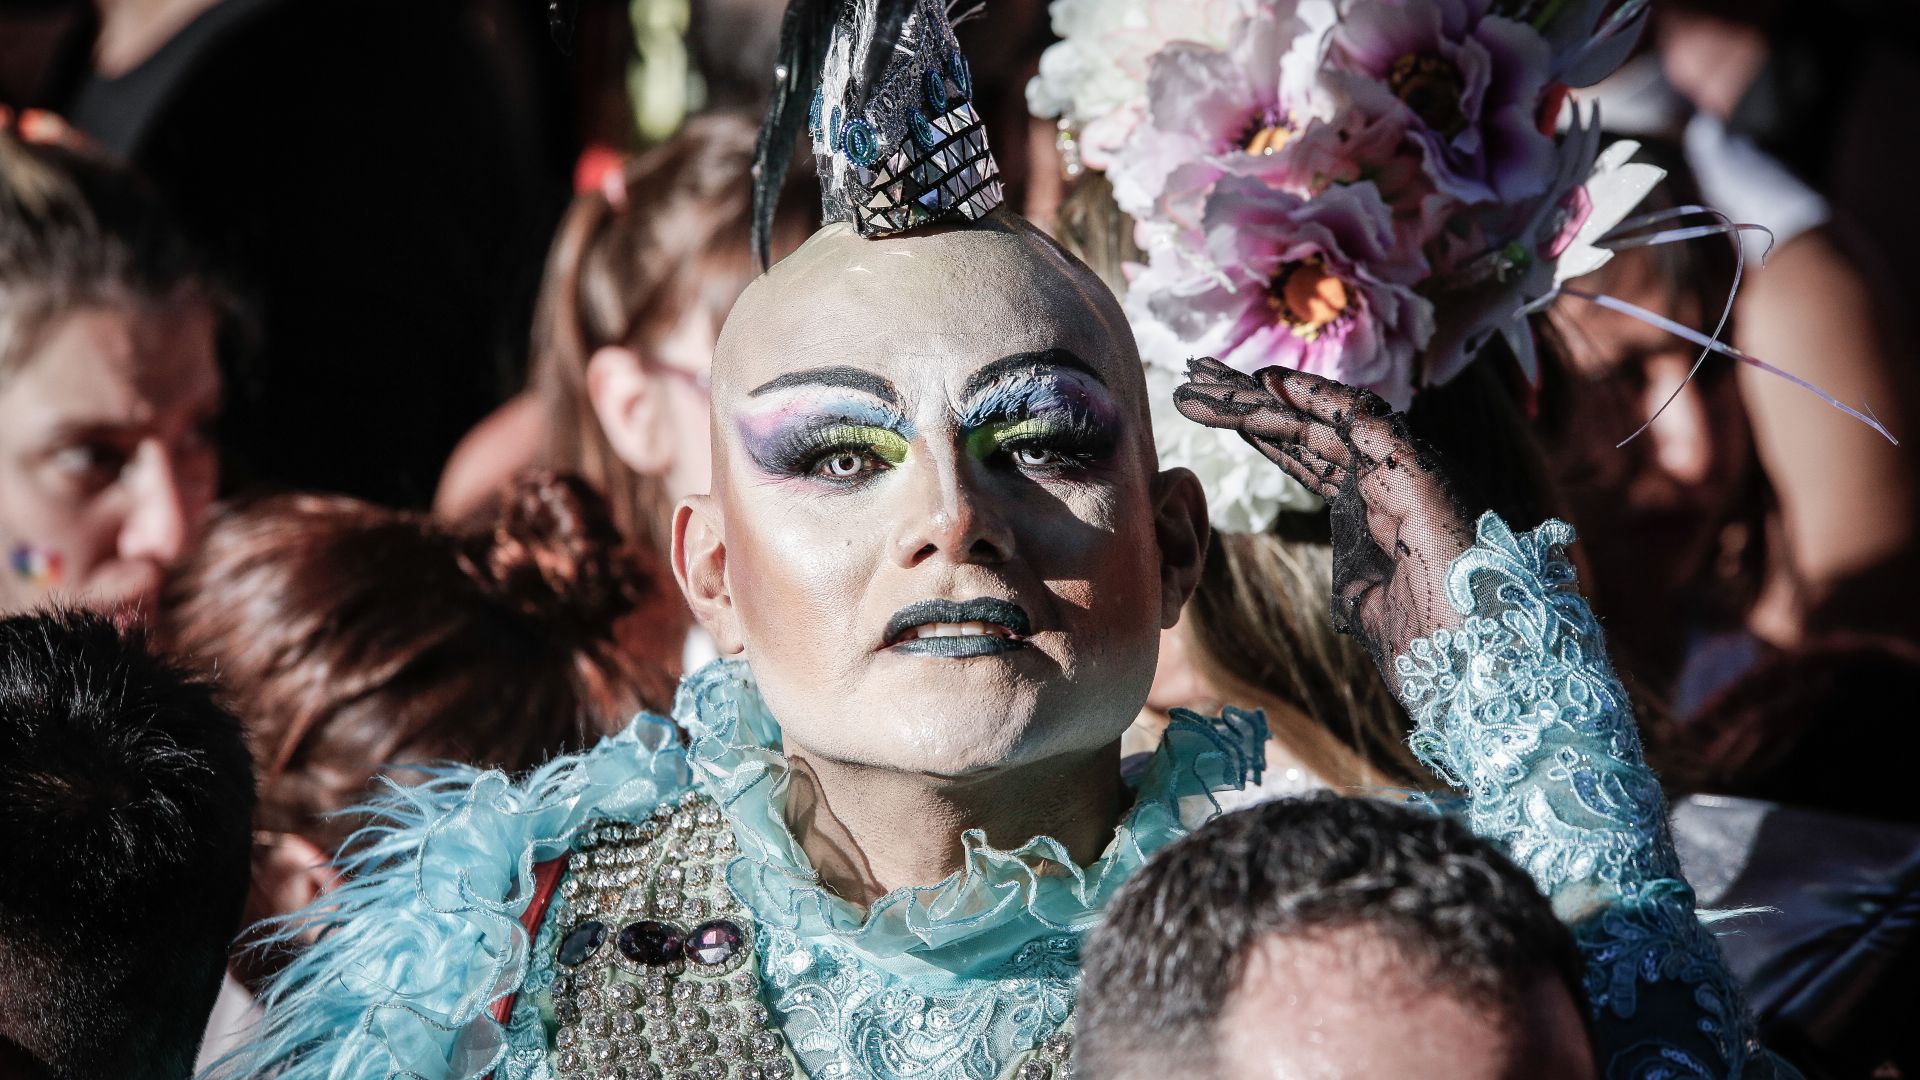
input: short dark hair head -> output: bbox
[0,609,254,1079]
[1078,793,1586,1078]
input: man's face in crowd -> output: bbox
[1216,927,1596,1080]
[0,303,220,615]
[675,214,1206,776]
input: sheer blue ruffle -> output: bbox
[201,716,693,1080]
[678,659,1268,989]
[674,659,1266,1077]
[210,658,1267,1080]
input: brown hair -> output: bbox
[0,120,223,384]
[1188,523,1425,789]
[160,472,673,853]
[531,110,817,558]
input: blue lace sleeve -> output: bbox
[1394,513,1796,1079]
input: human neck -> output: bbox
[92,0,221,76]
[781,741,1128,907]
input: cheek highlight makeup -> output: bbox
[735,395,917,477]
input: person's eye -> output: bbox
[1010,445,1068,468]
[184,417,219,452]
[812,449,885,480]
[997,433,1095,472]
[50,442,127,486]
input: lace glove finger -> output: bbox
[1174,362,1477,679]
[1173,382,1359,473]
[1184,355,1261,389]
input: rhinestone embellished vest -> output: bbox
[537,792,1076,1080]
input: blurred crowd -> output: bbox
[0,0,1917,1077]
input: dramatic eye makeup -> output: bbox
[736,395,916,481]
[959,363,1122,470]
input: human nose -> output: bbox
[1641,358,1713,486]
[888,452,1015,569]
[117,441,193,565]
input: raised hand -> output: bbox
[1173,357,1478,684]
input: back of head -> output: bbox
[161,472,671,855]
[533,111,817,557]
[1078,794,1588,1079]
[0,608,253,1079]
[0,116,216,385]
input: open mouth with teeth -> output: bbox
[883,598,1033,658]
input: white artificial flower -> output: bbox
[1026,0,1254,169]
[1552,138,1665,286]
[1141,347,1323,536]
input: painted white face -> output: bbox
[0,304,220,615]
[677,215,1206,777]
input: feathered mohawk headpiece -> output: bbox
[753,0,1005,267]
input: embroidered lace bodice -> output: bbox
[215,514,1790,1080]
[1397,514,1795,1078]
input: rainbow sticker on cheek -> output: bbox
[8,545,64,588]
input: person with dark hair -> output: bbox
[1078,794,1594,1079]
[162,471,675,1064]
[0,110,225,618]
[0,607,254,1079]
[15,0,565,509]
[163,470,670,880]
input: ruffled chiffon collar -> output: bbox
[674,659,1268,983]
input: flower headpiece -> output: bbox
[754,0,1004,266]
[1037,0,1895,532]
[1030,0,1894,532]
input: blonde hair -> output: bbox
[1189,527,1425,788]
[530,111,816,559]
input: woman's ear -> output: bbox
[252,832,343,922]
[587,345,674,475]
[1151,466,1211,629]
[672,495,744,654]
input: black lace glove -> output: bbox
[1173,357,1478,686]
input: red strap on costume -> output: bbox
[490,854,571,1030]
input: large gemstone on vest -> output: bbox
[686,919,746,966]
[556,920,607,967]
[616,920,684,966]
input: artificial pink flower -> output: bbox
[1327,0,1554,205]
[1128,177,1435,407]
[1026,0,1255,171]
[1104,6,1327,219]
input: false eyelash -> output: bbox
[755,425,901,478]
[983,407,1120,463]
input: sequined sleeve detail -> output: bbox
[1395,514,1796,1078]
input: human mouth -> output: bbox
[883,598,1033,657]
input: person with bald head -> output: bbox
[218,0,1786,1077]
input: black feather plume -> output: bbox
[753,0,845,269]
[856,0,923,110]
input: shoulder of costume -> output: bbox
[205,713,694,1080]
